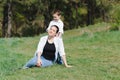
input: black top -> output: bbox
[42,40,56,61]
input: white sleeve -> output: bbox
[46,21,52,32]
[59,22,64,34]
[36,37,45,53]
[58,38,65,56]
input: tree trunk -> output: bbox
[2,2,8,37]
[6,0,12,37]
[86,0,96,25]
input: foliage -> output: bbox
[107,2,120,31]
[109,23,119,31]
[109,3,120,23]
[0,0,119,37]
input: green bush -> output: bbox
[109,23,119,31]
[0,26,2,37]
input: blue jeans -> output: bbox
[23,56,53,68]
[56,53,63,64]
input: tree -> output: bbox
[1,0,12,37]
[6,0,12,37]
[2,1,8,37]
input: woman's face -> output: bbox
[48,26,57,37]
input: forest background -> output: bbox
[0,0,120,38]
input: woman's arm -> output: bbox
[36,36,47,67]
[58,38,72,68]
[36,51,42,67]
[61,55,72,68]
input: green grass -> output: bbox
[0,24,120,80]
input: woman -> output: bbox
[23,25,72,69]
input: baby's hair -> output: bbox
[53,10,61,16]
[51,25,59,33]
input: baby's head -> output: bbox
[52,10,61,20]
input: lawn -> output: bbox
[0,24,120,80]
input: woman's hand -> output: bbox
[36,59,42,67]
[65,64,73,68]
[61,55,73,68]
